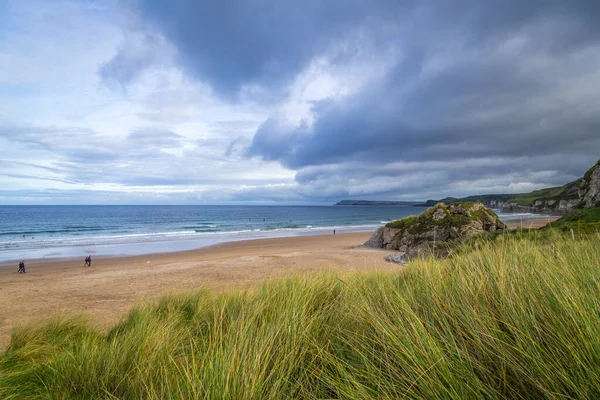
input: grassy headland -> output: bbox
[418,175,582,208]
[419,181,580,208]
[1,230,600,399]
[547,206,600,234]
[419,158,600,210]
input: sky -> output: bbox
[0,0,599,205]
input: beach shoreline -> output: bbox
[0,216,559,350]
[0,216,559,267]
[502,215,559,229]
[0,232,390,349]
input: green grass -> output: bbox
[506,182,581,207]
[2,234,600,399]
[386,202,501,236]
[430,177,583,208]
[546,206,600,234]
[385,215,417,229]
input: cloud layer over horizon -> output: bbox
[1,0,599,204]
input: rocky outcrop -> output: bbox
[362,202,506,259]
[578,160,600,208]
[384,254,407,264]
[489,199,578,214]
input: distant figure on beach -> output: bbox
[18,261,26,274]
[84,255,92,268]
[333,229,336,235]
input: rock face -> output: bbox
[362,202,506,259]
[384,254,407,264]
[579,160,600,208]
[489,199,578,214]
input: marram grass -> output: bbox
[1,233,600,399]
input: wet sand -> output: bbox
[0,216,559,350]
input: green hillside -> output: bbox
[546,206,600,234]
[420,176,582,208]
[503,178,581,206]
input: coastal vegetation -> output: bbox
[420,179,581,208]
[546,206,600,234]
[385,202,503,232]
[1,231,600,399]
[365,202,506,259]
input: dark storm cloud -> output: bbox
[123,0,600,96]
[248,82,600,169]
[131,0,400,97]
[239,0,600,197]
[293,156,589,200]
[97,0,600,201]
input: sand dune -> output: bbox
[0,232,395,349]
[0,217,558,350]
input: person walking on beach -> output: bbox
[84,255,92,268]
[18,260,26,274]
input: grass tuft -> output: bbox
[1,234,600,399]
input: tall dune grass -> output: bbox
[1,233,600,399]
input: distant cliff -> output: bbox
[334,200,422,206]
[579,159,600,208]
[417,159,600,214]
[337,159,600,214]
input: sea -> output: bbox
[0,205,549,262]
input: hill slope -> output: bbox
[334,200,421,206]
[420,159,599,214]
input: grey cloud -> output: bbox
[2,124,185,184]
[0,189,180,205]
[288,156,589,203]
[1,160,69,175]
[7,1,600,204]
[0,125,118,163]
[1,122,291,191]
[224,136,248,158]
[131,0,404,97]
[99,32,170,88]
[243,1,600,198]
[127,127,182,145]
[109,0,600,200]
[0,172,77,185]
[130,0,600,97]
[248,76,600,170]
[0,185,306,205]
[249,36,600,168]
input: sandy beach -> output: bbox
[503,216,559,229]
[0,216,558,350]
[0,232,394,349]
